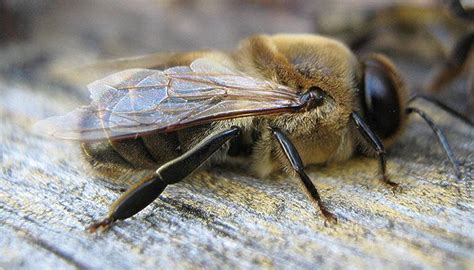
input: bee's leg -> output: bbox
[428,31,473,93]
[88,126,241,232]
[405,107,462,179]
[350,112,399,189]
[407,94,473,127]
[271,128,337,224]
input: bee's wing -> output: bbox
[57,52,197,84]
[34,58,304,141]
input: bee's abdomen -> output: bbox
[81,132,182,179]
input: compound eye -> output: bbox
[362,55,403,139]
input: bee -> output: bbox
[34,33,468,232]
[317,0,474,106]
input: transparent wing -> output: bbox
[34,58,304,141]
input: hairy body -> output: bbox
[80,34,382,184]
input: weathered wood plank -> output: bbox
[1,1,473,269]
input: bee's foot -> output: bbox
[87,217,115,233]
[383,177,402,194]
[321,208,338,225]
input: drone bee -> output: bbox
[34,33,469,232]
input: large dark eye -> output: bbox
[361,55,403,139]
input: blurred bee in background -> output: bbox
[317,0,473,114]
[34,1,472,232]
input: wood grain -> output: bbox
[1,1,473,269]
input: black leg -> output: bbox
[406,107,462,179]
[351,112,399,188]
[408,94,473,127]
[271,128,337,223]
[88,126,241,232]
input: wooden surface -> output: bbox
[1,1,473,269]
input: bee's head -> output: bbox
[359,54,407,144]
